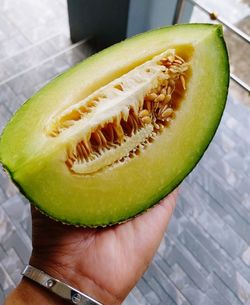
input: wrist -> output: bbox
[5,277,65,305]
[29,255,122,305]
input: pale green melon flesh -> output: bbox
[0,24,229,226]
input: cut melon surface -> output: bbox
[0,24,229,226]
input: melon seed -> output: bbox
[141,116,151,124]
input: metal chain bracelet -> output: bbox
[22,265,103,305]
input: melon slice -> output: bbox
[0,24,229,226]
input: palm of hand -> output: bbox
[30,191,177,304]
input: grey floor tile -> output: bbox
[223,111,250,144]
[1,248,23,285]
[0,15,19,42]
[208,272,243,305]
[148,262,190,305]
[0,65,8,83]
[194,165,250,224]
[0,175,18,200]
[0,247,6,261]
[3,230,31,265]
[137,277,152,296]
[206,285,235,305]
[3,46,48,77]
[20,18,69,44]
[0,84,18,105]
[178,230,220,274]
[0,188,6,205]
[0,208,15,244]
[39,33,72,57]
[235,258,250,293]
[144,289,161,305]
[21,214,32,239]
[2,195,30,227]
[0,34,29,60]
[129,286,149,305]
[123,293,141,305]
[167,246,208,292]
[180,220,233,275]
[146,270,178,304]
[3,94,25,115]
[0,263,15,295]
[169,265,212,305]
[198,210,247,258]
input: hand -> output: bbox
[6,190,177,305]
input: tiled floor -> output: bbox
[0,1,250,305]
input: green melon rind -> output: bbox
[0,24,229,227]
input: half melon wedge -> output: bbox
[0,24,229,226]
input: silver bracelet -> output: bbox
[22,265,103,305]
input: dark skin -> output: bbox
[5,190,177,305]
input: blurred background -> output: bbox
[0,0,249,304]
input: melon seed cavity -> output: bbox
[46,49,190,174]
